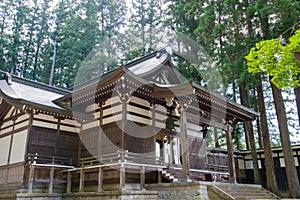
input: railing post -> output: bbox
[158,169,162,183]
[28,165,35,193]
[140,166,145,190]
[66,171,72,193]
[120,163,126,191]
[79,169,84,192]
[28,153,38,193]
[49,167,54,193]
[98,167,103,192]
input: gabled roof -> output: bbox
[0,49,181,119]
[0,77,67,109]
[55,49,184,105]
[0,72,76,119]
[72,49,184,91]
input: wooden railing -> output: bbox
[206,163,229,172]
[80,152,120,166]
[26,153,75,194]
[125,151,164,165]
[27,153,77,166]
[80,150,163,167]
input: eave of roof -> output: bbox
[55,49,174,104]
[149,81,258,121]
[0,73,92,121]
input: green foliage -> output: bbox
[246,30,300,89]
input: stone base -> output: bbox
[145,181,210,199]
[2,191,160,200]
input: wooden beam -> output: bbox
[98,167,103,192]
[225,125,237,183]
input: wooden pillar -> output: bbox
[158,169,162,183]
[120,163,126,190]
[169,136,173,165]
[49,167,54,193]
[28,165,35,193]
[78,123,83,167]
[152,104,159,164]
[161,133,165,164]
[121,101,127,151]
[98,102,104,157]
[152,104,156,127]
[180,105,190,181]
[55,118,61,157]
[98,167,103,192]
[79,169,84,192]
[140,166,145,190]
[99,102,104,125]
[226,124,237,183]
[7,116,16,165]
[119,77,129,152]
[66,171,72,193]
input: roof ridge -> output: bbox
[71,49,168,90]
[124,49,165,68]
[0,70,70,95]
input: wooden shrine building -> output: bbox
[0,49,259,194]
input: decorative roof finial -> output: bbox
[156,48,167,58]
[5,72,12,85]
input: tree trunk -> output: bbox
[243,122,250,150]
[270,78,300,198]
[239,81,261,184]
[256,117,263,149]
[294,87,300,126]
[256,74,280,195]
[254,88,263,149]
[49,39,57,86]
[213,127,220,148]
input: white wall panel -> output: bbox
[32,120,57,129]
[9,130,27,164]
[0,136,11,166]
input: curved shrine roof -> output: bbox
[0,49,258,122]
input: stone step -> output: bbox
[224,189,268,194]
[229,192,274,197]
[218,185,262,190]
[211,183,280,200]
[234,196,278,200]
